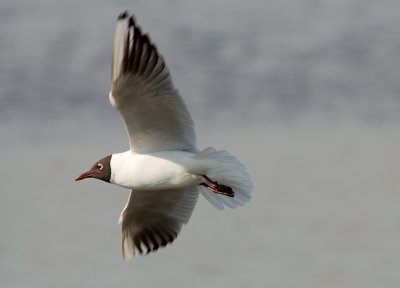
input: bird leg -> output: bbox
[201,175,234,197]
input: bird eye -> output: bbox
[97,163,104,171]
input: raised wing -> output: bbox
[110,12,196,153]
[119,187,199,259]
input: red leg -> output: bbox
[201,175,234,197]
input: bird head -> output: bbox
[75,155,112,183]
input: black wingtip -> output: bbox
[128,15,136,27]
[118,10,129,20]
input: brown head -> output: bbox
[75,155,112,182]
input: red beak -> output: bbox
[75,171,95,181]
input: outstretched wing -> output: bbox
[119,187,199,259]
[110,12,196,153]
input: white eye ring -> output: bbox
[97,163,104,171]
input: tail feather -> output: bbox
[195,147,253,210]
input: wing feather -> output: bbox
[110,12,196,153]
[119,187,199,259]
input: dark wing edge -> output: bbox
[112,12,173,94]
[119,188,199,259]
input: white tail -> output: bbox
[194,147,253,210]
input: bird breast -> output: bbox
[110,151,203,190]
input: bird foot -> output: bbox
[201,175,234,197]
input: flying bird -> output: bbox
[76,11,253,260]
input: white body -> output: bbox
[110,146,252,211]
[110,151,203,190]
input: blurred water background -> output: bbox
[1,0,400,287]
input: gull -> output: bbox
[76,11,253,260]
